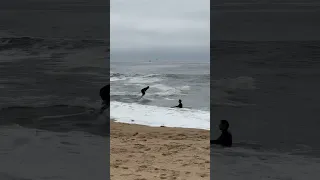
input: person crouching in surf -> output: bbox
[172,99,183,108]
[140,86,149,98]
[99,84,109,114]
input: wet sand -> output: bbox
[110,121,210,180]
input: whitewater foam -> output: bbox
[110,76,127,82]
[127,76,162,84]
[110,101,209,130]
[152,84,190,96]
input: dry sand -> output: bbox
[110,121,210,180]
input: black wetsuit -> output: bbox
[141,86,149,96]
[99,85,109,113]
[211,130,232,147]
[176,103,183,108]
[100,84,110,102]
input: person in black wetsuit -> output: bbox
[211,120,232,147]
[172,99,183,108]
[140,86,149,98]
[99,84,110,113]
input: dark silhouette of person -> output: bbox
[140,86,149,97]
[99,84,109,113]
[172,99,183,108]
[211,120,232,147]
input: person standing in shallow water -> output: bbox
[99,84,109,114]
[172,99,183,108]
[211,120,232,147]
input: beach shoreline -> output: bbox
[110,120,210,180]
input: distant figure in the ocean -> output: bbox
[140,86,149,98]
[172,99,183,108]
[211,120,232,147]
[99,84,109,114]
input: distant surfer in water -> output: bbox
[99,84,109,114]
[211,120,232,147]
[140,86,149,98]
[172,99,183,108]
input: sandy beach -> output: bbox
[110,121,210,180]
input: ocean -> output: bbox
[110,58,210,129]
[211,40,320,179]
[2,0,319,179]
[0,1,110,179]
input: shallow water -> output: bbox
[211,146,320,180]
[110,58,210,129]
[211,41,320,157]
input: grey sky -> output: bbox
[212,0,320,41]
[110,0,210,60]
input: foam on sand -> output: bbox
[110,101,210,130]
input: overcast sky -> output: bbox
[110,0,210,61]
[212,0,320,41]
